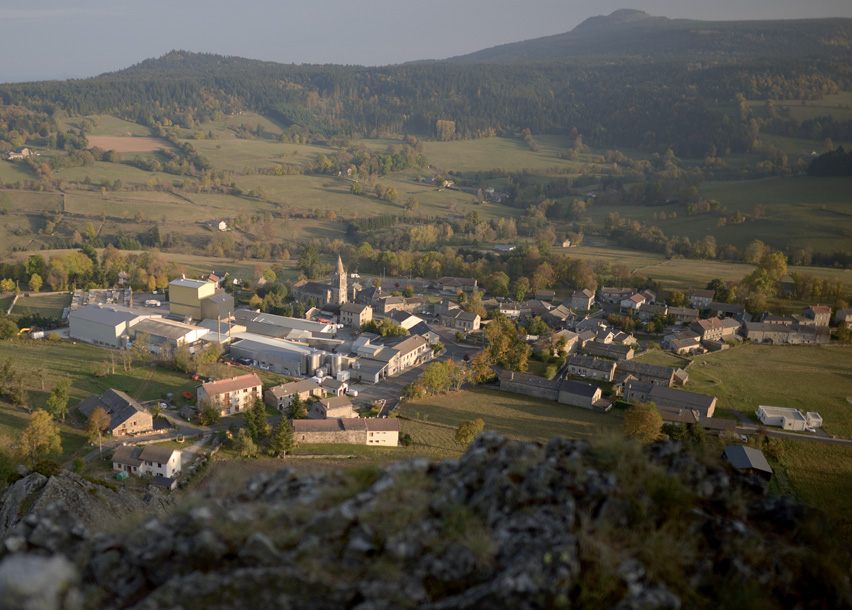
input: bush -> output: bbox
[71,457,86,474]
[33,459,62,477]
[400,433,413,447]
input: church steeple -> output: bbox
[331,255,347,305]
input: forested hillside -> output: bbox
[1,11,852,159]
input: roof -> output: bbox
[558,379,600,398]
[806,305,831,314]
[723,446,773,475]
[335,255,345,275]
[688,288,715,298]
[709,302,745,313]
[79,389,149,432]
[438,277,477,287]
[758,405,807,421]
[133,318,206,341]
[169,278,208,289]
[267,379,320,398]
[565,355,616,372]
[112,445,143,467]
[319,395,353,409]
[573,289,594,298]
[387,334,427,357]
[626,294,645,304]
[139,445,179,464]
[693,318,724,332]
[340,303,369,313]
[200,374,262,395]
[616,360,675,381]
[69,304,147,327]
[364,418,400,432]
[322,379,346,391]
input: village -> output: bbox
[4,252,839,491]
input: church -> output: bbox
[291,256,350,309]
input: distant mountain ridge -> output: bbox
[445,10,852,63]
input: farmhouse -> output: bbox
[835,308,852,325]
[113,445,182,480]
[743,322,829,345]
[557,379,606,410]
[292,417,399,446]
[757,406,822,431]
[667,307,700,325]
[583,342,633,361]
[78,389,153,436]
[624,381,716,418]
[197,373,262,416]
[564,355,617,381]
[802,305,832,327]
[687,289,714,309]
[438,277,478,294]
[599,287,634,304]
[264,379,324,412]
[309,395,356,419]
[206,220,228,232]
[689,318,726,342]
[496,370,606,410]
[620,293,646,311]
[615,360,675,387]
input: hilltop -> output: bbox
[0,433,849,609]
[446,10,852,62]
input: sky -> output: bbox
[1,0,851,83]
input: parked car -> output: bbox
[346,389,359,397]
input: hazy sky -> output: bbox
[2,0,851,83]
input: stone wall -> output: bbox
[295,430,365,445]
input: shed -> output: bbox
[722,446,773,480]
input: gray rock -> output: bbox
[0,553,81,610]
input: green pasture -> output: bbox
[764,92,852,122]
[62,115,153,137]
[11,293,71,319]
[400,387,621,442]
[776,439,852,527]
[0,190,63,212]
[0,160,39,184]
[422,135,579,173]
[685,344,852,437]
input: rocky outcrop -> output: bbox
[0,471,174,541]
[0,433,849,609]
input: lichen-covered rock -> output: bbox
[0,432,849,609]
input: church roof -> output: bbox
[336,255,345,275]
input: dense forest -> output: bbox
[1,12,852,159]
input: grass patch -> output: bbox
[11,292,72,319]
[686,344,852,436]
[776,439,852,527]
[400,388,620,442]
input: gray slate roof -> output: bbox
[723,446,773,475]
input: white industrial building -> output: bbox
[130,318,210,353]
[68,304,161,348]
[234,310,335,340]
[757,406,822,431]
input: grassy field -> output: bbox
[400,388,621,442]
[776,439,852,528]
[11,293,72,319]
[685,344,852,437]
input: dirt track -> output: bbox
[86,136,175,153]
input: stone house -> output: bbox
[624,381,716,418]
[570,289,595,311]
[293,417,399,446]
[583,342,633,361]
[667,307,700,325]
[599,287,634,304]
[803,305,831,327]
[309,395,356,419]
[835,308,852,325]
[620,293,646,311]
[564,355,616,381]
[197,374,263,416]
[78,389,153,437]
[264,379,324,412]
[339,303,373,327]
[439,310,481,332]
[690,318,725,341]
[615,360,675,387]
[687,289,714,309]
[557,380,604,410]
[438,277,478,294]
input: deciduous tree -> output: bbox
[45,378,72,422]
[17,410,62,467]
[622,401,663,444]
[455,418,485,445]
[87,406,110,454]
